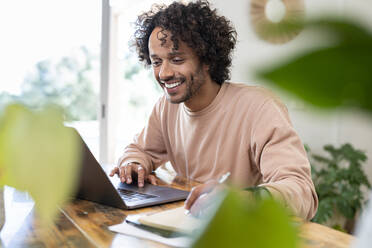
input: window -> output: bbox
[101,0,174,164]
[0,0,101,157]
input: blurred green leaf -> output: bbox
[256,19,372,114]
[192,190,298,248]
[0,104,81,225]
[309,19,372,45]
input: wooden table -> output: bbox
[0,166,354,248]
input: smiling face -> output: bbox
[148,27,212,107]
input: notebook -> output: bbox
[135,207,203,234]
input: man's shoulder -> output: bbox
[225,82,282,106]
[225,82,290,126]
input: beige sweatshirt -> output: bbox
[121,82,318,220]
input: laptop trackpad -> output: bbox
[118,182,165,195]
[116,182,190,208]
[118,182,188,198]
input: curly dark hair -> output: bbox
[133,0,237,85]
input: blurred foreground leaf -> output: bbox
[256,19,372,113]
[192,190,298,248]
[0,104,81,225]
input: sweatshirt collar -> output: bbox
[183,82,229,117]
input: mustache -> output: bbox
[160,76,186,84]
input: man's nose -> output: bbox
[159,62,174,81]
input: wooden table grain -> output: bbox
[0,166,354,248]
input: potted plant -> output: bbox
[306,143,371,233]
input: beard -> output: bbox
[165,66,206,104]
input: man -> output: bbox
[110,0,318,220]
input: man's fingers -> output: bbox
[109,167,119,177]
[118,166,126,183]
[202,180,218,193]
[147,174,157,185]
[184,181,220,210]
[125,166,132,184]
[117,162,149,186]
[184,186,202,210]
[137,166,145,187]
[190,193,208,217]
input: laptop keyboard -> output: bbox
[117,188,158,202]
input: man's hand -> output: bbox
[185,180,226,216]
[109,162,157,187]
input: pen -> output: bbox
[218,172,231,184]
[185,171,231,215]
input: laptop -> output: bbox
[73,129,190,209]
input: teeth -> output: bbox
[164,81,182,89]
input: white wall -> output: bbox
[210,0,372,187]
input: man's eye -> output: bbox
[172,58,184,63]
[152,61,161,67]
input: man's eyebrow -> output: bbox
[150,52,185,59]
[169,51,185,56]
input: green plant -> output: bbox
[192,189,298,248]
[307,143,371,232]
[256,18,372,114]
[0,104,81,225]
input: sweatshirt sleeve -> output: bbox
[251,98,318,220]
[119,98,168,173]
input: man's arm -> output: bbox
[251,98,318,220]
[110,98,168,187]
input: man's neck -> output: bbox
[184,81,221,112]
